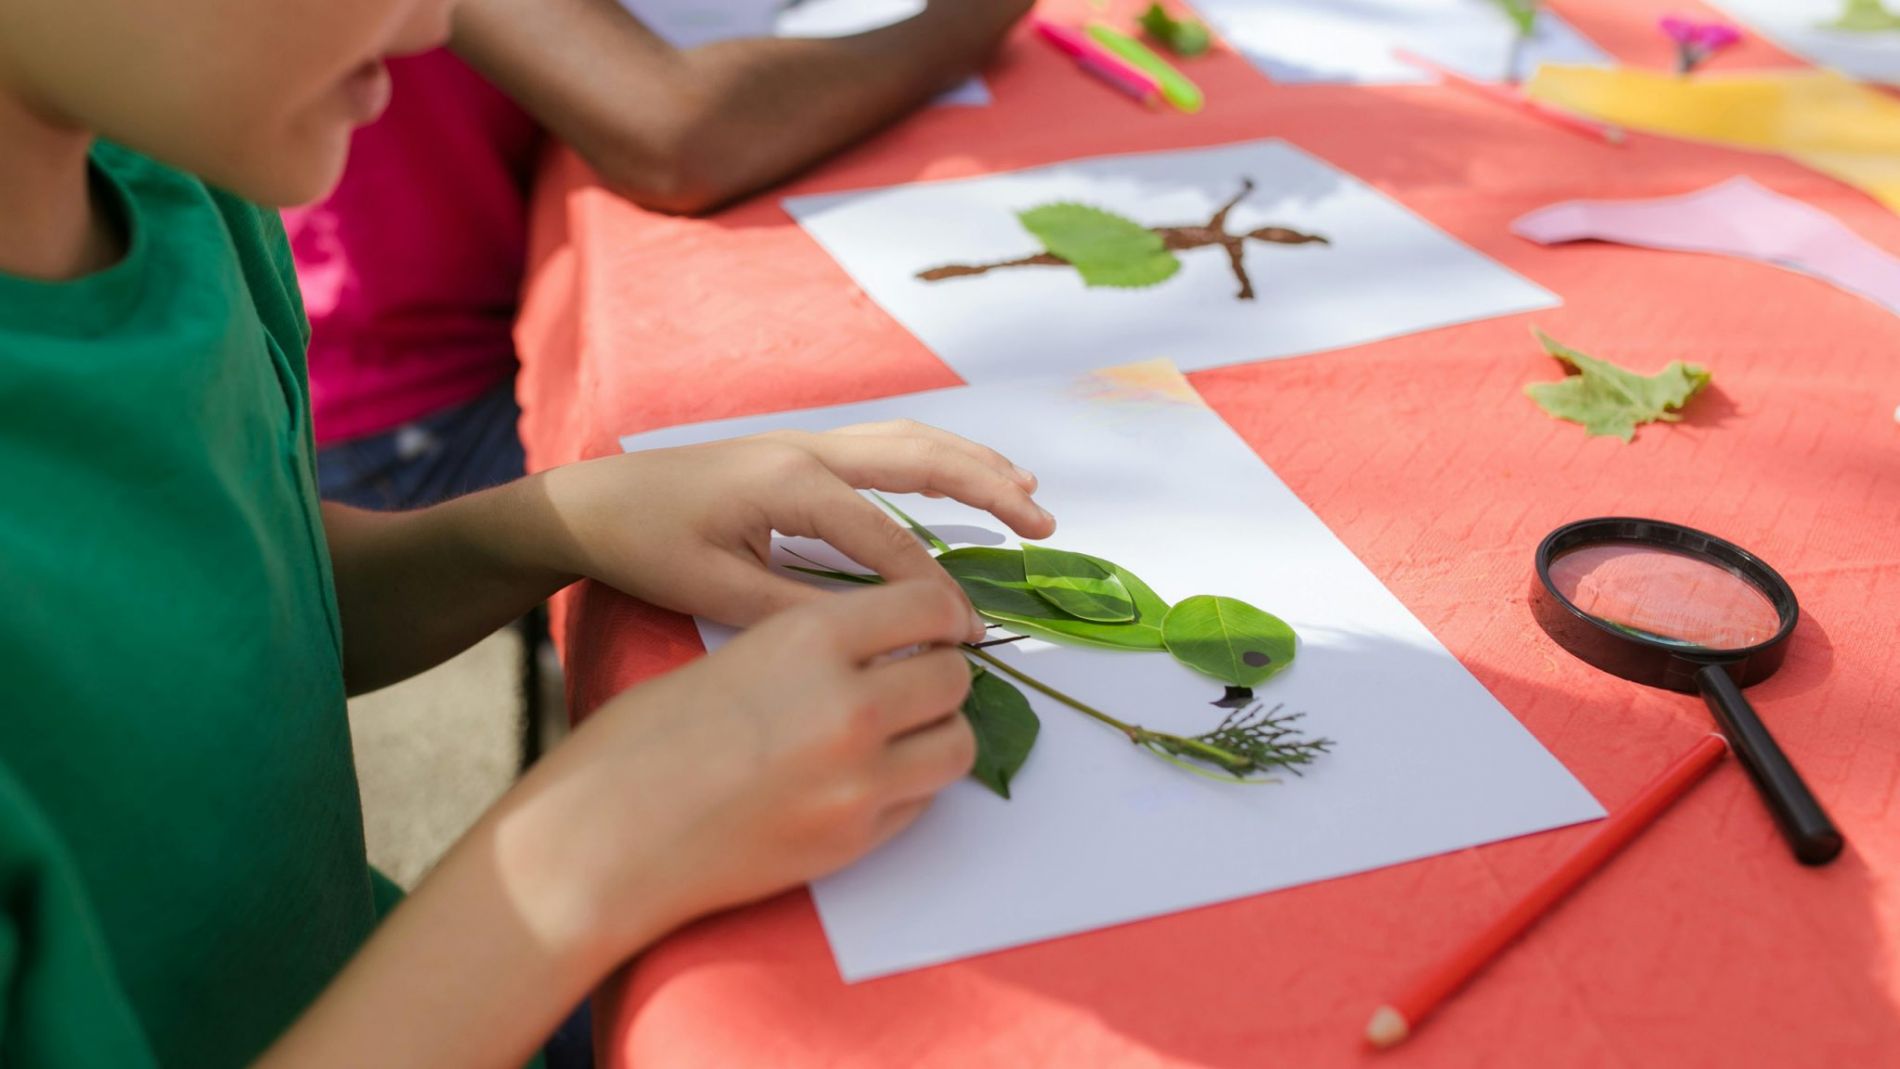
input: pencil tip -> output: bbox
[1366,1005,1409,1049]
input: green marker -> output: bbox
[1086,23,1204,113]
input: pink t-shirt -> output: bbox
[284,50,543,445]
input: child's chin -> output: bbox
[216,140,350,210]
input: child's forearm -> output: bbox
[253,744,666,1069]
[452,0,1033,215]
[259,577,986,1068]
[321,475,578,695]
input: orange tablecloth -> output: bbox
[515,2,1900,1064]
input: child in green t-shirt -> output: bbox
[0,1,1054,1065]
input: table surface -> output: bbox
[514,2,1900,1065]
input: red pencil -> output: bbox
[1366,733,1728,1049]
[1392,47,1625,146]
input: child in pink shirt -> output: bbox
[291,2,1031,509]
[285,50,537,508]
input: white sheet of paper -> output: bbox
[618,360,1604,982]
[781,138,1557,383]
[1705,0,1900,86]
[616,0,988,105]
[1191,0,1610,85]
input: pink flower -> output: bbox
[1659,15,1743,73]
[1659,15,1701,45]
[1694,23,1743,50]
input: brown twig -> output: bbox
[915,178,1328,300]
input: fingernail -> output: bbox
[1037,506,1056,529]
[969,609,988,640]
[1012,465,1037,489]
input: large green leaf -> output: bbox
[962,666,1040,799]
[1016,202,1182,289]
[1525,330,1711,443]
[1022,544,1136,622]
[1161,595,1297,687]
[937,547,1168,651]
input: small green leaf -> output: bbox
[1022,544,1136,622]
[1161,595,1297,687]
[1824,0,1900,31]
[937,547,1168,651]
[962,666,1040,798]
[1137,3,1212,57]
[1525,330,1712,443]
[1490,0,1539,35]
[872,492,949,554]
[1017,203,1182,289]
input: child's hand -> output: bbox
[534,420,1055,627]
[518,579,981,951]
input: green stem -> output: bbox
[961,644,1140,743]
[962,644,1265,775]
[1141,731,1255,773]
[1140,744,1278,785]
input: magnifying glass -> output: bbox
[1530,517,1843,865]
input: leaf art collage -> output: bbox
[788,495,1327,798]
[624,363,1601,982]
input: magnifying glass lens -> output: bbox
[1534,519,1841,865]
[1547,542,1782,651]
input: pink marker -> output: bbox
[1034,19,1162,107]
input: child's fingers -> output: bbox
[827,419,1037,492]
[698,555,826,627]
[880,709,979,798]
[802,434,1054,540]
[859,646,973,735]
[866,796,935,854]
[787,486,976,610]
[813,579,983,660]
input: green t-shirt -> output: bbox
[0,144,379,1066]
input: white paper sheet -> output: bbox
[616,0,989,105]
[1191,0,1610,85]
[781,138,1558,383]
[618,360,1604,982]
[1705,0,1900,86]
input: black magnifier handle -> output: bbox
[1694,664,1843,865]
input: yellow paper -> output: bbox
[1526,65,1900,215]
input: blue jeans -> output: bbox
[544,1000,593,1069]
[317,381,527,510]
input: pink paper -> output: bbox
[1512,177,1900,316]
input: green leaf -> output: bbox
[871,492,949,554]
[1022,544,1136,622]
[1490,0,1539,35]
[962,666,1040,798]
[1137,4,1212,57]
[1017,203,1182,289]
[937,547,1168,650]
[1161,595,1297,687]
[1525,330,1712,443]
[1825,1,1900,31]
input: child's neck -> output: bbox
[0,88,123,282]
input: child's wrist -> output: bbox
[448,469,587,594]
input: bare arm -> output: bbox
[322,482,576,696]
[451,0,1032,215]
[323,422,1047,696]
